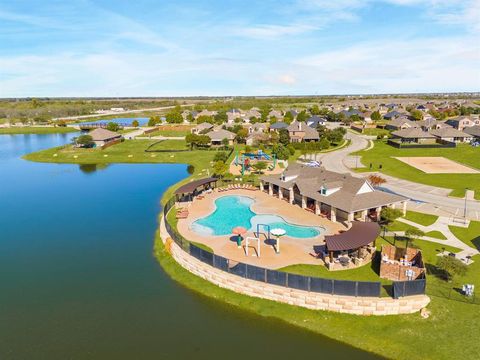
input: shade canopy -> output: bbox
[174,177,218,195]
[325,222,380,252]
[232,227,247,235]
[271,228,286,236]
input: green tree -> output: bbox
[326,127,345,144]
[371,111,382,121]
[214,151,228,162]
[380,208,403,228]
[284,112,294,124]
[271,144,290,160]
[252,161,268,174]
[319,137,330,150]
[236,128,248,143]
[310,105,320,115]
[404,228,425,249]
[106,122,120,132]
[165,111,183,124]
[213,161,228,178]
[75,134,94,147]
[436,256,467,282]
[131,119,139,127]
[214,110,228,124]
[221,138,230,148]
[148,116,160,126]
[278,128,290,146]
[196,115,214,124]
[410,109,424,121]
[297,110,308,122]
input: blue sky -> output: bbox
[0,0,479,97]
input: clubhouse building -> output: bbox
[260,164,407,223]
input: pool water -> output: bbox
[191,196,323,238]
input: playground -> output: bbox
[229,149,284,176]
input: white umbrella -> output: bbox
[270,228,286,254]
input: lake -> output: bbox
[0,133,381,359]
[75,117,150,126]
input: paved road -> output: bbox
[317,131,480,220]
[53,104,193,121]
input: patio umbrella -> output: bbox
[232,226,247,248]
[271,228,286,254]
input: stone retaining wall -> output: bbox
[163,231,430,316]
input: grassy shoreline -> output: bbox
[23,138,480,360]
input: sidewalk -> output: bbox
[395,216,478,264]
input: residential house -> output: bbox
[246,131,269,146]
[195,110,217,119]
[205,129,236,146]
[191,122,214,134]
[287,121,320,142]
[269,121,288,132]
[464,125,480,141]
[244,109,261,120]
[260,164,407,223]
[268,110,284,120]
[306,116,327,128]
[383,110,405,120]
[385,117,418,131]
[417,118,451,131]
[391,128,436,144]
[446,116,480,130]
[430,128,473,143]
[89,128,123,147]
[246,122,268,134]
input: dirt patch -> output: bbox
[394,157,480,174]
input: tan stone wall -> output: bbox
[165,237,430,316]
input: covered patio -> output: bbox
[174,177,218,202]
[323,222,380,271]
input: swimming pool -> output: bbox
[191,195,324,238]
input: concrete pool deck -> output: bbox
[176,189,345,269]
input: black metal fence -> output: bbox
[163,196,425,299]
[392,279,426,298]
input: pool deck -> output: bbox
[176,189,345,269]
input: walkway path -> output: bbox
[395,216,478,264]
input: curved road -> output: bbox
[317,131,480,220]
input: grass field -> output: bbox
[0,126,77,134]
[449,221,480,250]
[353,140,480,199]
[147,129,190,137]
[404,210,438,226]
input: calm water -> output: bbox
[192,195,323,238]
[76,117,150,126]
[0,134,381,359]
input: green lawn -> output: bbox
[424,230,447,240]
[404,210,438,226]
[147,129,189,137]
[353,140,480,199]
[0,126,77,134]
[449,221,480,250]
[361,128,390,137]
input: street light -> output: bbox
[464,187,469,224]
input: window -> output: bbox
[321,187,327,195]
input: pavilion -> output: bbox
[174,177,218,202]
[324,222,380,270]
